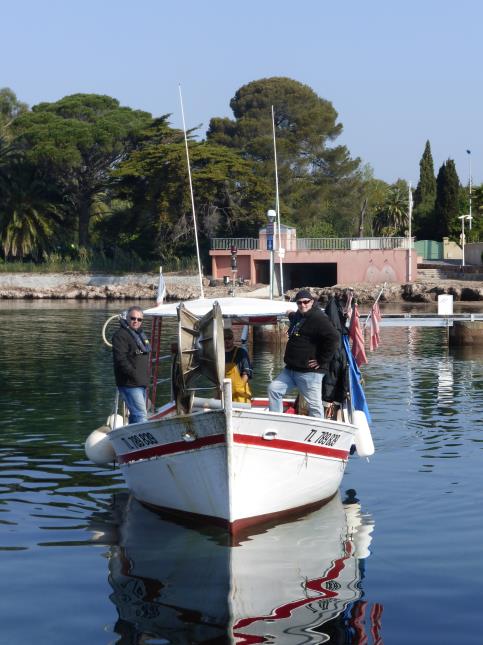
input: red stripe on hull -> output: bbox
[117,431,348,464]
[117,434,225,464]
[234,433,349,461]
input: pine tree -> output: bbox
[434,159,460,239]
[413,140,436,238]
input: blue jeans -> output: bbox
[268,368,324,417]
[118,386,148,424]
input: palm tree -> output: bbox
[1,180,62,260]
[373,185,409,236]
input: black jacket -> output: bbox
[284,305,339,373]
[322,296,349,402]
[112,327,149,387]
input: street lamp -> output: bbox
[466,150,472,231]
[407,181,413,282]
[458,214,471,267]
[266,209,276,299]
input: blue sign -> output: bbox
[267,237,273,251]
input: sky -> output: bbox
[2,0,482,186]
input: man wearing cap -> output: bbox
[268,290,339,417]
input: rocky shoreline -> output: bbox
[0,272,482,303]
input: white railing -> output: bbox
[211,237,414,251]
[211,238,259,250]
[297,237,413,251]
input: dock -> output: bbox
[361,313,483,345]
[369,313,483,328]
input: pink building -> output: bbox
[209,225,416,289]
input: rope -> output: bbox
[102,314,121,348]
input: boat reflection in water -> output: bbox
[106,490,379,644]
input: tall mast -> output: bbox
[272,105,284,299]
[467,149,472,231]
[179,84,204,298]
[408,181,413,282]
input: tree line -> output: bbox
[0,79,480,272]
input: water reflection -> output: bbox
[104,492,378,644]
[362,326,483,464]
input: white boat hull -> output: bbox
[109,404,355,532]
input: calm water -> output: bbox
[1,301,483,645]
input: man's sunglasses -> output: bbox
[130,317,143,322]
[296,299,312,305]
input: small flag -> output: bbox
[343,291,353,321]
[370,302,382,351]
[156,266,166,305]
[349,304,368,367]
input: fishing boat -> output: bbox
[86,295,374,534]
[85,93,374,533]
[107,491,377,644]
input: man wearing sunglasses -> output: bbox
[112,306,151,424]
[268,290,339,417]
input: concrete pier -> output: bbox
[449,320,483,346]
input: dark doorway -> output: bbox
[255,260,270,284]
[284,263,337,289]
[255,261,337,289]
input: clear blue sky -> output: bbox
[2,0,481,186]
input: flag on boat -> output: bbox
[343,336,371,423]
[343,291,353,321]
[156,266,166,305]
[349,304,368,367]
[369,302,382,351]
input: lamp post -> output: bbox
[266,209,276,299]
[459,214,471,267]
[230,245,237,296]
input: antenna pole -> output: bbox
[272,105,284,299]
[179,84,205,298]
[408,181,413,282]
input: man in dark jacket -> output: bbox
[112,306,151,424]
[268,290,339,417]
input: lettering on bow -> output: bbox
[121,432,158,450]
[304,429,340,447]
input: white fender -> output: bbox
[107,413,124,429]
[352,410,375,457]
[85,426,116,465]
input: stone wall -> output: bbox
[466,243,483,266]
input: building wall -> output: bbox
[210,247,416,285]
[443,237,463,260]
[213,254,253,282]
[466,243,483,266]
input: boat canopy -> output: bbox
[144,297,297,321]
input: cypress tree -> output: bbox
[413,140,436,238]
[434,159,460,239]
